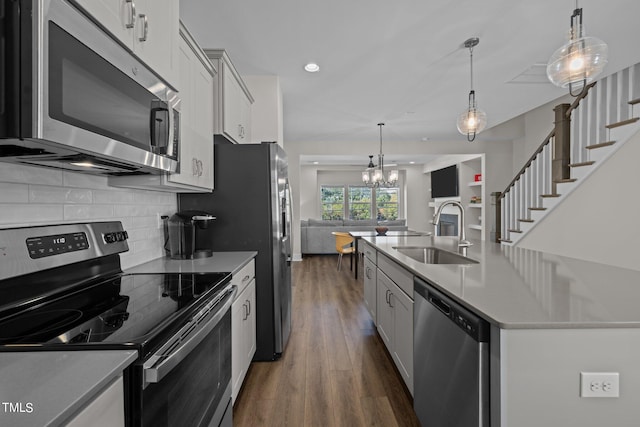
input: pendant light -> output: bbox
[362,123,399,188]
[457,37,487,142]
[546,2,608,96]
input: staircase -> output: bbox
[499,62,640,245]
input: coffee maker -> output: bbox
[165,210,216,259]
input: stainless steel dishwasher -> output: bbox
[413,277,490,427]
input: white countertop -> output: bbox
[0,350,137,427]
[126,251,257,275]
[365,235,640,329]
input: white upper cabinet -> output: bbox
[205,49,254,144]
[166,25,215,190]
[73,0,179,87]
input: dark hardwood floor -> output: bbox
[232,255,420,427]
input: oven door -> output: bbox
[133,285,234,427]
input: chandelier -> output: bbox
[546,3,608,96]
[457,37,487,142]
[362,123,398,188]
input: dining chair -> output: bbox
[331,231,355,271]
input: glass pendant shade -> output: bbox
[547,35,608,89]
[457,104,487,138]
[546,6,608,95]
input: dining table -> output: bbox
[348,230,431,279]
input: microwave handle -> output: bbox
[150,105,169,154]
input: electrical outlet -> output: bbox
[580,372,619,398]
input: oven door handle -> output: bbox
[142,284,236,388]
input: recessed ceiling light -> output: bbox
[312,161,319,165]
[410,161,416,164]
[304,63,320,73]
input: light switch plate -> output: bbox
[580,372,619,398]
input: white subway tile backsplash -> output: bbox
[0,183,29,203]
[29,185,93,204]
[62,171,111,190]
[134,191,176,205]
[93,189,135,204]
[64,204,115,220]
[0,163,63,186]
[0,204,63,226]
[1,167,177,267]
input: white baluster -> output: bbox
[631,63,640,106]
[619,67,630,121]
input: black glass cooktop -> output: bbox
[0,272,231,353]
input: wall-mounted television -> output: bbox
[430,165,458,198]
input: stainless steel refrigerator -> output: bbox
[179,142,292,361]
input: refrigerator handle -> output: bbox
[285,180,293,265]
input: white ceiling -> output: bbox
[180,0,640,162]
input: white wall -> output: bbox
[0,163,177,270]
[501,327,640,426]
[516,128,640,271]
[511,93,573,173]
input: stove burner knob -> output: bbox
[104,233,116,243]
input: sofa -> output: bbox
[300,218,408,255]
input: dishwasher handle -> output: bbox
[428,294,451,316]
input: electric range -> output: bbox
[0,222,234,426]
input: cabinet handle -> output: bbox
[192,158,198,176]
[365,267,372,279]
[197,160,203,176]
[242,303,248,321]
[125,0,136,29]
[385,289,390,305]
[389,292,394,308]
[246,299,251,316]
[138,13,148,42]
[242,274,250,284]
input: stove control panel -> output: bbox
[103,231,128,244]
[26,232,89,259]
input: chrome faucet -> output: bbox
[433,200,472,248]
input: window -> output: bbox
[321,185,399,221]
[320,186,345,220]
[376,188,399,220]
[348,186,372,220]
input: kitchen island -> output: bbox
[362,235,640,427]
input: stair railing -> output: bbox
[496,83,595,243]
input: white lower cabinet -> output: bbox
[231,259,256,403]
[363,255,377,322]
[65,376,125,427]
[375,267,414,395]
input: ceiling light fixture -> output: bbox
[304,63,320,73]
[362,123,398,188]
[457,37,487,142]
[546,2,608,96]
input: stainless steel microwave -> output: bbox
[0,0,180,175]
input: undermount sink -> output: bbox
[392,246,478,265]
